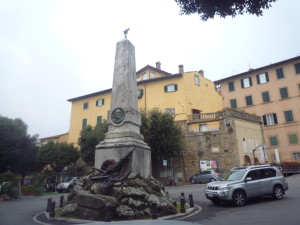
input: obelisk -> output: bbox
[95,33,151,177]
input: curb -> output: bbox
[36,204,202,224]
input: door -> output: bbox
[245,170,263,197]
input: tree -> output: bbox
[38,141,79,172]
[174,0,276,21]
[141,108,185,175]
[78,121,108,165]
[0,115,39,179]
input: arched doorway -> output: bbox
[244,155,251,165]
[254,157,260,165]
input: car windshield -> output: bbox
[65,177,75,182]
[224,170,246,181]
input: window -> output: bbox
[96,99,105,106]
[228,81,235,92]
[137,77,141,81]
[150,72,156,79]
[293,153,300,160]
[241,77,252,88]
[295,63,300,74]
[230,99,237,108]
[82,119,87,130]
[276,68,284,79]
[142,73,148,80]
[288,133,298,145]
[262,113,278,126]
[83,102,89,110]
[245,95,253,106]
[165,108,175,115]
[97,116,102,125]
[194,75,200,85]
[269,136,278,146]
[256,72,269,84]
[280,87,289,99]
[164,84,178,92]
[137,89,144,98]
[284,110,294,122]
[262,91,270,102]
[200,124,208,132]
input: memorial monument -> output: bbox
[95,30,151,177]
[60,32,177,221]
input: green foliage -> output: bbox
[38,142,79,172]
[174,0,276,21]
[141,108,185,161]
[0,115,39,177]
[78,121,108,165]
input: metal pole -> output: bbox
[18,180,22,199]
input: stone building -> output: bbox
[163,108,264,182]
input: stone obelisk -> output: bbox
[95,35,151,177]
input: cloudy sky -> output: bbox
[1,0,299,139]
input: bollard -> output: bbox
[59,195,64,208]
[189,194,194,208]
[46,198,52,212]
[49,201,56,218]
[105,202,112,222]
[180,196,186,213]
[151,202,158,219]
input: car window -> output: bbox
[246,170,262,180]
[261,168,276,178]
[203,171,210,174]
[225,170,246,181]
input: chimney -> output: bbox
[179,65,184,73]
[199,70,204,77]
[156,61,161,70]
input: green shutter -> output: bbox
[284,110,294,122]
[295,63,300,74]
[97,116,102,125]
[230,99,237,108]
[276,68,284,79]
[270,136,278,146]
[82,119,87,129]
[241,79,244,88]
[174,84,178,91]
[246,96,253,106]
[229,82,235,91]
[262,91,270,102]
[102,99,105,105]
[280,88,288,98]
[288,134,298,144]
[164,85,167,92]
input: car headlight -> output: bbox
[219,186,229,191]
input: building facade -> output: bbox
[40,133,69,145]
[67,63,223,145]
[215,56,300,163]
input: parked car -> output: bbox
[56,177,78,193]
[204,165,288,206]
[189,169,222,184]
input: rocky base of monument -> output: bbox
[60,172,177,221]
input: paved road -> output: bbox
[0,193,67,225]
[166,174,300,225]
[0,175,299,225]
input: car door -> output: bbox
[259,168,275,195]
[201,171,211,183]
[245,170,263,197]
[196,171,205,183]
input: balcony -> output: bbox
[188,109,261,124]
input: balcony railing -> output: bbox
[188,109,261,124]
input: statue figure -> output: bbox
[123,28,130,38]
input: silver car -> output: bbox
[204,165,288,206]
[189,169,222,184]
[56,177,78,193]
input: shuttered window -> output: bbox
[262,91,270,102]
[280,87,289,99]
[82,119,87,130]
[97,116,102,125]
[276,68,284,79]
[164,84,178,92]
[269,136,278,146]
[228,81,235,91]
[96,99,105,106]
[230,99,237,108]
[241,77,252,88]
[256,72,269,84]
[262,113,278,126]
[245,95,253,106]
[295,63,300,74]
[288,134,298,145]
[284,110,294,122]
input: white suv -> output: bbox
[204,165,288,206]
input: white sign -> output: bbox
[163,160,167,166]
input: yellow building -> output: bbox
[67,62,223,145]
[40,133,69,145]
[215,56,300,163]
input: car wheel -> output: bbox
[232,190,246,207]
[190,179,196,184]
[273,185,283,200]
[210,178,216,182]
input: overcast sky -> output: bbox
[1,0,299,139]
